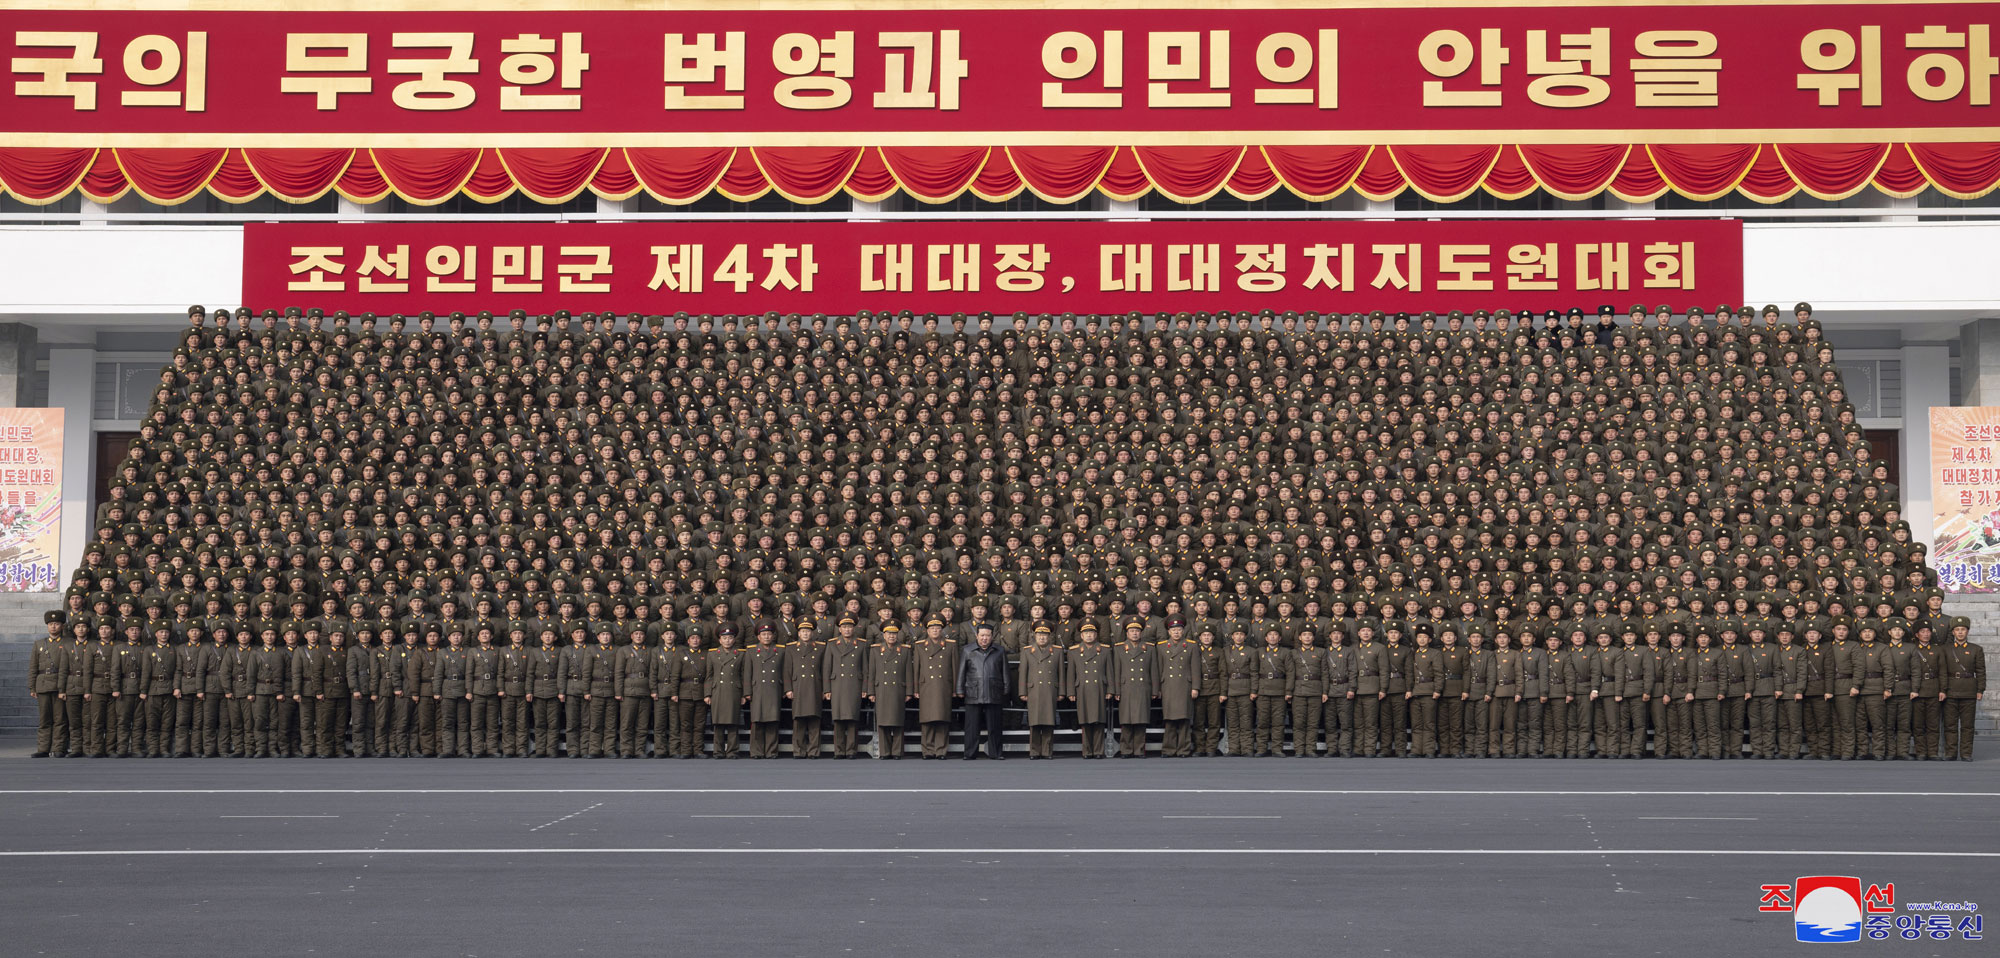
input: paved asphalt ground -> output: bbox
[1,735,1994,957]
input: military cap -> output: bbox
[1598,305,1615,317]
[1034,625,1053,634]
[838,617,856,626]
[1167,617,1185,628]
[44,610,65,624]
[756,624,774,634]
[925,618,942,628]
[1762,304,1780,316]
[1125,620,1144,631]
[186,305,205,318]
[1078,623,1098,634]
[881,625,900,635]
[1794,302,1813,315]
[1629,304,1647,316]
[509,309,528,320]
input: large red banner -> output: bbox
[6,2,1996,146]
[241,219,1743,313]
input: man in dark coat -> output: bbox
[957,625,1010,760]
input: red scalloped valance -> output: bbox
[3,144,1996,207]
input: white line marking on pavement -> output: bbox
[1,848,1995,858]
[690,814,811,818]
[528,802,602,832]
[5,789,1993,797]
[1161,815,1282,819]
[219,815,339,819]
[1638,816,1759,821]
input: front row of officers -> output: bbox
[28,611,1988,762]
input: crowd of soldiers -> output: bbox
[23,300,1988,762]
[25,607,1988,760]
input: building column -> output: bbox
[0,323,38,406]
[1960,317,2000,406]
[1900,343,1951,550]
[49,348,93,585]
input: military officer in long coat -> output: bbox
[912,620,961,759]
[864,624,912,759]
[704,629,747,758]
[822,618,869,759]
[785,620,826,759]
[743,625,788,759]
[1154,619,1199,757]
[1018,626,1064,759]
[1112,622,1156,758]
[1064,625,1111,758]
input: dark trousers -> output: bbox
[1193,695,1223,753]
[1078,722,1106,758]
[1805,696,1832,758]
[676,701,709,756]
[562,695,586,755]
[1253,695,1286,754]
[1226,697,1256,755]
[1943,698,1977,760]
[830,719,859,757]
[1381,695,1409,756]
[792,714,822,758]
[471,694,500,755]
[35,692,62,755]
[1027,723,1055,758]
[652,698,675,757]
[1438,697,1463,756]
[1911,697,1941,759]
[532,697,559,756]
[318,697,350,756]
[442,696,471,756]
[1353,695,1380,756]
[1326,694,1354,755]
[963,703,1003,757]
[498,695,524,756]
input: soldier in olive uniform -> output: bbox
[1744,631,1780,759]
[469,630,502,758]
[1324,632,1355,757]
[1941,618,1986,760]
[347,632,377,757]
[1800,630,1833,760]
[1830,628,1860,759]
[614,630,654,758]
[1882,627,1915,759]
[528,632,562,758]
[1911,627,1943,760]
[1853,629,1889,759]
[247,630,287,758]
[319,631,351,758]
[28,612,67,757]
[498,631,531,758]
[139,627,177,758]
[822,620,868,759]
[785,621,826,758]
[706,629,748,758]
[174,626,209,757]
[1113,623,1157,758]
[1488,634,1521,758]
[1066,625,1112,758]
[1774,632,1804,759]
[1289,629,1327,758]
[1693,633,1724,759]
[668,633,709,758]
[912,620,960,759]
[1221,629,1260,756]
[114,628,143,757]
[556,631,592,758]
[1465,634,1494,759]
[1019,626,1064,759]
[1382,632,1412,757]
[1408,632,1442,757]
[1718,633,1749,758]
[864,625,911,759]
[744,625,788,759]
[1662,633,1695,759]
[226,631,256,758]
[411,630,443,757]
[438,631,472,758]
[1155,619,1199,757]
